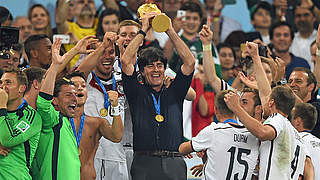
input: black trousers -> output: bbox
[130,153,187,180]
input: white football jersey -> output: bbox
[259,113,307,180]
[84,72,127,161]
[192,122,259,180]
[300,131,320,180]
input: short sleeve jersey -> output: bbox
[300,132,320,180]
[192,122,259,180]
[259,113,306,180]
[0,104,42,180]
[84,72,126,161]
[31,93,80,180]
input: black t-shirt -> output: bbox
[122,69,193,152]
[309,99,320,138]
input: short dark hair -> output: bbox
[53,77,75,97]
[250,1,272,20]
[269,21,295,40]
[96,8,120,39]
[216,90,234,117]
[216,43,237,61]
[292,67,317,95]
[138,47,167,72]
[292,103,318,130]
[242,88,261,107]
[3,68,28,94]
[24,34,50,60]
[180,1,203,20]
[23,67,46,93]
[224,31,247,48]
[270,86,296,115]
[65,71,86,81]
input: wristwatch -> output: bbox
[277,78,287,85]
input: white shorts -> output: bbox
[95,158,129,180]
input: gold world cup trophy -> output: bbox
[137,0,170,33]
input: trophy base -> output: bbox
[152,14,170,33]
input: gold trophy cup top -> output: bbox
[137,3,170,33]
[137,3,161,18]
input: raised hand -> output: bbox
[103,32,118,48]
[246,42,259,59]
[107,90,119,107]
[141,12,158,32]
[274,57,286,80]
[199,18,213,45]
[224,91,241,112]
[51,38,64,65]
[0,88,8,109]
[74,35,98,54]
[238,72,258,89]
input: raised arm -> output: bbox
[201,19,222,93]
[40,39,65,95]
[98,90,123,142]
[121,12,157,75]
[77,32,117,78]
[57,35,98,73]
[102,0,119,11]
[166,17,195,75]
[246,42,272,109]
[224,91,276,141]
[55,0,69,34]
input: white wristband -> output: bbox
[316,48,320,56]
[110,104,121,116]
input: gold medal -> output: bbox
[79,148,81,156]
[99,108,108,117]
[155,114,164,122]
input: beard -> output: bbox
[80,5,94,18]
[296,21,314,34]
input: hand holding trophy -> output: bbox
[137,0,170,32]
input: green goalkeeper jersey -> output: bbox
[31,92,80,180]
[0,102,42,180]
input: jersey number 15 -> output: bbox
[226,146,251,180]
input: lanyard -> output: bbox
[223,119,238,124]
[91,70,116,109]
[151,94,161,115]
[70,113,85,148]
[17,98,27,110]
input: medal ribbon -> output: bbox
[223,119,238,124]
[70,113,85,148]
[91,70,116,109]
[151,94,161,115]
[17,98,27,110]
